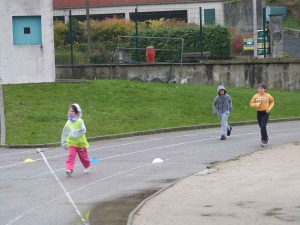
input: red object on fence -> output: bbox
[146,46,155,63]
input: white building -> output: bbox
[0,0,55,84]
[53,0,227,25]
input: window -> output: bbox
[13,16,42,45]
[24,27,31,34]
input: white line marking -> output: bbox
[5,162,152,225]
[3,133,295,224]
[37,148,87,225]
[164,139,258,162]
[0,149,38,157]
[0,127,298,170]
[0,125,299,158]
[1,129,299,189]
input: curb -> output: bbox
[126,145,278,225]
[126,178,184,225]
[2,117,300,149]
[126,127,300,225]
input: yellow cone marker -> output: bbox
[24,158,34,163]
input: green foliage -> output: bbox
[128,24,231,62]
[139,18,193,29]
[267,0,300,29]
[128,27,183,62]
[55,50,71,64]
[283,15,300,30]
[79,17,135,47]
[89,46,112,64]
[65,18,84,44]
[204,25,231,59]
[54,18,231,63]
[228,27,254,55]
[55,46,88,64]
[83,212,90,223]
[54,17,134,64]
[55,44,112,65]
[3,80,299,145]
[266,0,278,4]
[53,20,68,46]
[283,51,291,57]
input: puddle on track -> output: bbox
[89,189,159,225]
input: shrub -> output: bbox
[65,18,84,45]
[232,36,243,52]
[80,17,135,44]
[55,51,70,65]
[203,25,231,59]
[54,18,231,64]
[128,24,231,62]
[54,20,68,46]
[231,34,254,53]
[88,46,112,64]
[55,47,88,65]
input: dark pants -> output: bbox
[257,111,269,141]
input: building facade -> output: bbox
[0,0,55,84]
[53,0,227,25]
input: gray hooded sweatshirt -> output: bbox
[212,85,233,113]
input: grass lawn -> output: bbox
[3,80,299,145]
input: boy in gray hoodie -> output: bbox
[212,85,233,140]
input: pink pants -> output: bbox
[66,146,90,172]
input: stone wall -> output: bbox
[56,58,300,91]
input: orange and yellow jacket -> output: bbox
[250,92,274,113]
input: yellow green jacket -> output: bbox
[250,92,274,113]
[61,118,89,148]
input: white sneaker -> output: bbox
[66,170,72,176]
[84,167,90,173]
[265,136,270,145]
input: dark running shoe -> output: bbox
[265,136,269,145]
[227,127,232,136]
[220,135,226,140]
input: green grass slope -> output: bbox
[3,80,299,145]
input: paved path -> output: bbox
[130,141,300,225]
[0,120,299,225]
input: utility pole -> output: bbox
[86,0,92,55]
[253,0,257,58]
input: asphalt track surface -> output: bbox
[1,120,299,225]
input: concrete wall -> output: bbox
[0,0,55,84]
[56,59,300,91]
[284,27,300,38]
[269,14,283,58]
[224,0,266,35]
[53,1,226,25]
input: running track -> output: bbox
[0,121,299,225]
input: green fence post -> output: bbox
[263,7,266,58]
[199,7,203,60]
[69,10,74,65]
[135,8,139,62]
